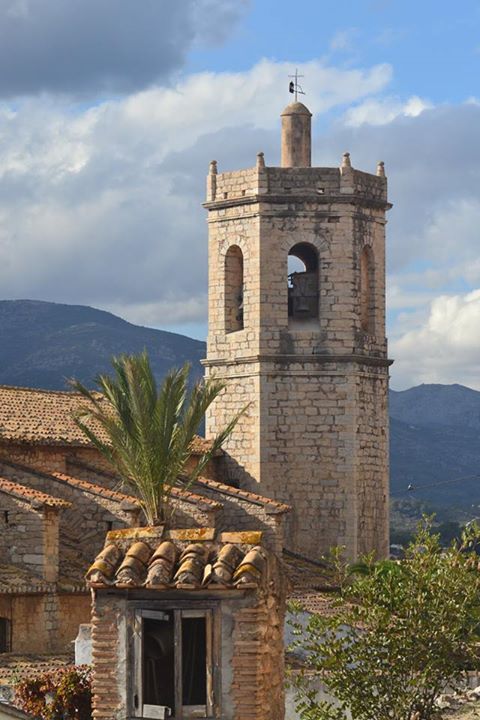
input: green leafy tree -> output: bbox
[72,351,245,526]
[290,521,480,720]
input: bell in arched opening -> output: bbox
[288,242,319,321]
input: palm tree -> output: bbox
[71,351,245,527]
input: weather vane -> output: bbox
[288,68,305,102]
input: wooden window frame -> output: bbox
[132,607,217,720]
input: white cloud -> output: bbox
[391,290,480,389]
[344,95,432,126]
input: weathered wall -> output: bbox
[0,593,89,653]
[0,593,71,653]
[0,444,67,474]
[67,459,219,532]
[58,594,91,650]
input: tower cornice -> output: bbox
[202,353,393,369]
[203,194,393,212]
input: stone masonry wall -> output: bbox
[192,479,286,554]
[354,366,390,557]
[0,493,49,577]
[0,463,140,565]
[205,158,390,561]
[0,593,62,653]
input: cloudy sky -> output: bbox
[0,0,479,390]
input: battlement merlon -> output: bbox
[204,159,391,210]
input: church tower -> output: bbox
[204,101,392,561]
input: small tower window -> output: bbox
[360,245,375,334]
[225,245,244,333]
[288,242,319,320]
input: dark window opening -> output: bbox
[0,618,11,653]
[225,245,244,333]
[360,245,375,334]
[288,242,319,320]
[3,511,8,525]
[182,617,207,706]
[106,520,113,532]
[143,613,175,714]
[134,609,213,719]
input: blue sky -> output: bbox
[0,0,479,389]
[190,0,480,105]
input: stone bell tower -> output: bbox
[204,101,392,561]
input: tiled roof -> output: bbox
[67,459,222,512]
[0,476,70,509]
[0,564,53,594]
[0,654,73,685]
[0,385,214,454]
[51,471,139,506]
[193,476,291,513]
[0,460,140,510]
[87,527,268,591]
[283,549,338,615]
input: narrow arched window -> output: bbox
[225,245,244,333]
[360,245,375,334]
[288,242,319,321]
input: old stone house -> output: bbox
[0,386,289,658]
[0,99,390,719]
[86,526,286,720]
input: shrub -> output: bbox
[290,521,480,720]
[15,666,92,720]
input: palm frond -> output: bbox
[71,354,241,527]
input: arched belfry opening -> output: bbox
[288,242,319,321]
[225,245,244,333]
[360,245,375,334]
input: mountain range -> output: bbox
[1,299,479,513]
[390,385,480,513]
[0,299,204,389]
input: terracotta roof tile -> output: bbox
[0,654,73,684]
[0,460,140,510]
[0,385,213,454]
[283,549,338,614]
[67,459,222,512]
[87,526,267,591]
[0,564,53,594]
[0,476,70,509]
[193,476,291,513]
[51,471,139,506]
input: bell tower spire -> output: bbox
[203,105,392,561]
[281,101,312,168]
